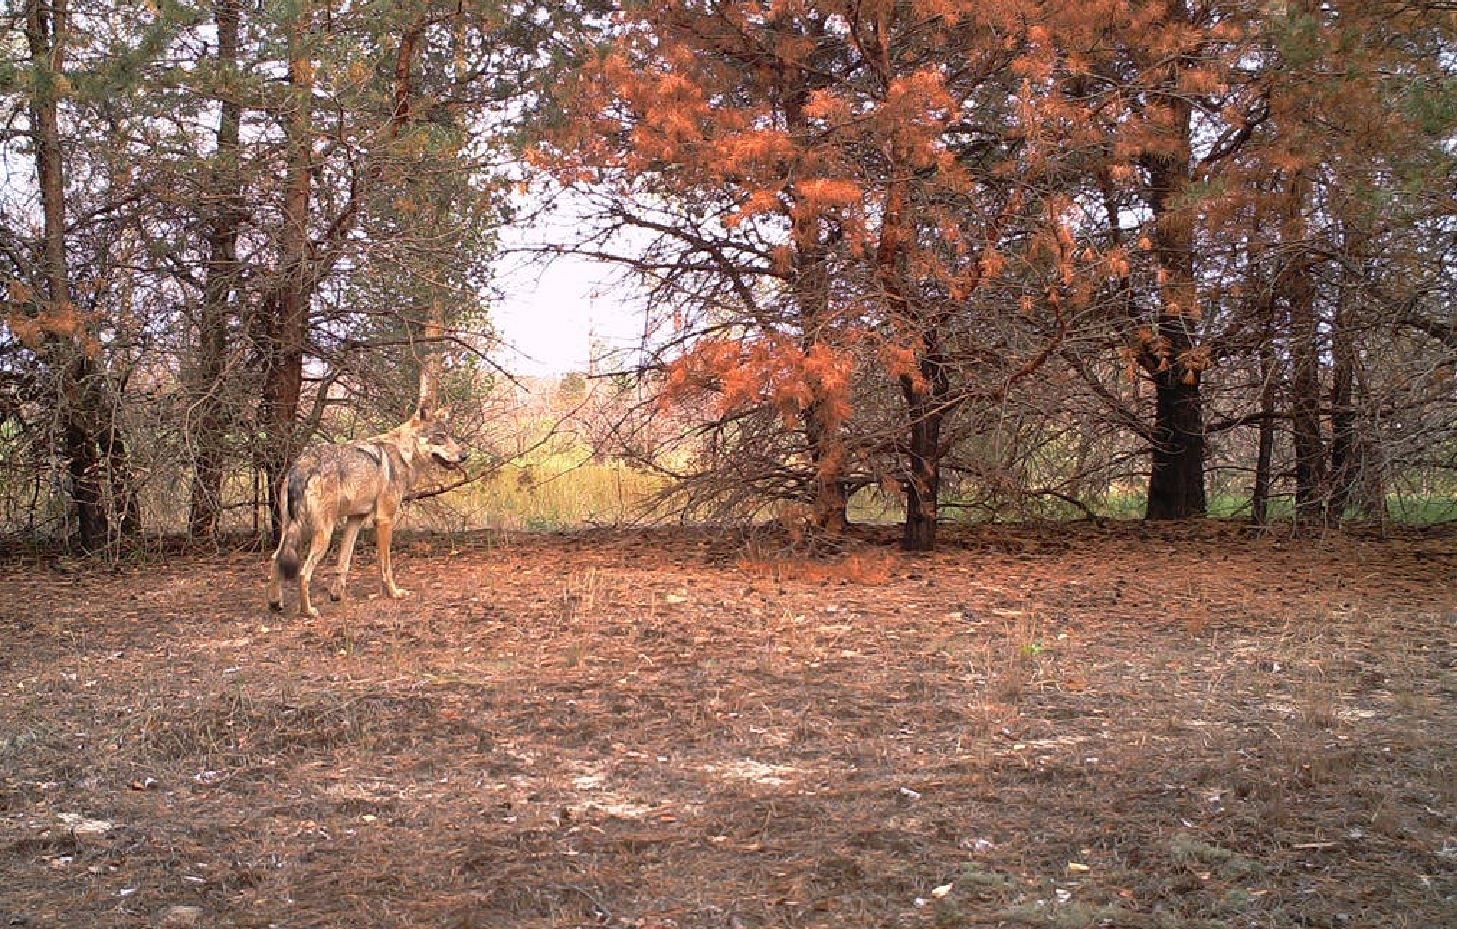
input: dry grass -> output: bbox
[425,457,667,532]
[1,523,1454,929]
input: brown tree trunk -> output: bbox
[785,91,848,535]
[1141,92,1207,521]
[798,249,849,535]
[1286,241,1325,526]
[1252,294,1277,526]
[1326,212,1369,524]
[1252,406,1275,525]
[900,334,947,552]
[189,0,245,538]
[1327,295,1357,523]
[1145,329,1208,521]
[877,161,945,550]
[259,0,314,540]
[1277,0,1327,527]
[252,8,427,538]
[25,0,110,549]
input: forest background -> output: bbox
[3,0,1456,554]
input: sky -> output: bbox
[489,195,657,377]
[491,252,646,377]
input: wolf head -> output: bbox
[410,400,469,467]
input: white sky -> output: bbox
[489,193,658,377]
[491,251,646,377]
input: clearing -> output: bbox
[1,523,1454,928]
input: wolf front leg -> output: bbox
[374,519,411,599]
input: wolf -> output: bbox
[266,401,469,617]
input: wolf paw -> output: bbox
[387,586,412,600]
[303,605,320,619]
[268,601,284,614]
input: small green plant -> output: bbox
[1169,833,1265,881]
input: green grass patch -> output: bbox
[1387,494,1457,524]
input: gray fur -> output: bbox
[266,408,467,617]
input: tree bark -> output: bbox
[1280,3,1328,528]
[785,89,849,534]
[1282,187,1328,524]
[797,248,849,535]
[1141,92,1207,521]
[1252,294,1277,525]
[25,0,110,549]
[1326,287,1357,523]
[877,161,945,550]
[189,0,245,538]
[1145,329,1208,521]
[900,337,947,552]
[259,0,314,540]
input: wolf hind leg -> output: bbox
[329,515,366,601]
[267,555,285,612]
[267,509,296,612]
[297,521,334,619]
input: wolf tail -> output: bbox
[277,522,302,580]
[276,469,310,580]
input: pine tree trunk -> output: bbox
[1279,0,1347,528]
[189,0,244,538]
[805,410,849,534]
[1140,87,1207,521]
[1145,320,1208,521]
[26,0,109,550]
[900,387,943,552]
[61,419,106,548]
[796,242,848,534]
[900,307,950,551]
[1252,324,1277,526]
[1252,404,1275,525]
[1287,250,1325,526]
[785,90,848,535]
[260,0,313,540]
[1327,300,1357,523]
[1251,232,1277,526]
[1326,215,1367,524]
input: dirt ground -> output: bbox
[1,523,1454,929]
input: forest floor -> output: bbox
[1,522,1455,929]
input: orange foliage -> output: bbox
[3,292,85,349]
[979,248,1006,279]
[882,341,927,393]
[726,188,785,227]
[802,88,850,123]
[663,334,856,430]
[795,178,864,210]
[1106,246,1131,279]
[534,0,1284,485]
[5,312,45,348]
